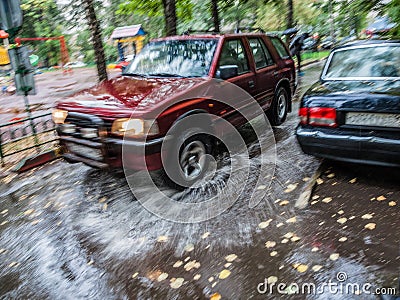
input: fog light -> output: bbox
[61,123,76,134]
[80,128,98,138]
[52,109,68,124]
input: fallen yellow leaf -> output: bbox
[364,223,376,230]
[322,197,333,203]
[258,219,272,229]
[361,214,373,219]
[284,183,298,193]
[267,276,278,284]
[131,272,139,279]
[337,217,347,224]
[270,251,278,257]
[210,293,221,300]
[201,232,210,239]
[312,265,323,272]
[327,173,335,178]
[295,264,308,273]
[265,241,276,248]
[157,273,168,282]
[286,217,296,223]
[193,274,201,280]
[173,261,183,268]
[157,236,168,242]
[225,254,238,262]
[23,209,34,216]
[329,253,340,261]
[279,200,289,206]
[388,201,396,207]
[170,277,184,289]
[184,244,194,252]
[377,195,386,201]
[338,237,348,242]
[349,178,357,184]
[219,269,231,279]
[316,178,324,185]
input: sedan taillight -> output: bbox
[299,107,337,127]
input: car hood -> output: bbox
[303,80,400,111]
[56,76,208,118]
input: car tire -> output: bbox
[267,86,289,126]
[161,127,214,190]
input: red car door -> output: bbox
[215,38,257,125]
[247,37,279,110]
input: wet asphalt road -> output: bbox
[0,63,399,299]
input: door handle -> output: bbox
[248,80,255,88]
[273,71,279,77]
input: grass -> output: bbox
[301,51,330,62]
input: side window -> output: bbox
[270,37,290,58]
[218,39,250,74]
[248,38,274,69]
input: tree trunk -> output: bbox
[82,0,108,82]
[211,0,220,32]
[286,0,294,43]
[162,0,177,36]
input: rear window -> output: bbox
[323,44,400,79]
[270,37,290,58]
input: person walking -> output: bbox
[289,32,309,76]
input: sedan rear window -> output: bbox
[323,45,400,79]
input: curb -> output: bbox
[12,147,64,173]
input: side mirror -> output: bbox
[216,65,238,80]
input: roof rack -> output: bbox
[182,28,219,35]
[234,27,265,33]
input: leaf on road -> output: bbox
[294,264,308,273]
[131,272,139,279]
[376,195,386,201]
[208,276,214,282]
[322,197,332,203]
[99,197,107,203]
[157,272,168,282]
[1,209,8,215]
[257,185,267,190]
[201,232,210,239]
[291,236,301,242]
[219,269,231,279]
[184,260,200,271]
[284,183,298,193]
[329,253,340,261]
[327,173,335,178]
[361,214,373,219]
[157,236,168,242]
[23,209,34,216]
[173,261,183,268]
[225,254,237,262]
[210,293,221,300]
[338,237,348,242]
[281,238,289,244]
[364,223,376,230]
[302,177,310,182]
[283,232,294,239]
[0,248,6,254]
[8,262,19,268]
[184,244,194,252]
[31,219,42,225]
[170,277,184,289]
[337,217,347,224]
[316,178,324,185]
[337,210,344,215]
[270,251,278,257]
[267,276,278,284]
[276,222,284,228]
[265,241,276,248]
[349,178,357,184]
[312,265,323,272]
[312,195,320,200]
[388,201,396,207]
[279,200,289,206]
[258,219,272,229]
[286,217,296,223]
[311,247,319,252]
[193,274,201,280]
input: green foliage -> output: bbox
[19,0,65,66]
[386,0,400,36]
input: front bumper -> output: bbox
[296,126,400,167]
[60,135,164,170]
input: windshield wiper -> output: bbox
[123,73,148,78]
[147,73,187,78]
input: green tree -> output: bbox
[20,0,65,66]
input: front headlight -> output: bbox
[52,109,68,124]
[111,118,159,137]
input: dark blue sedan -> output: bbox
[296,39,400,167]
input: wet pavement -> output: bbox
[0,62,399,299]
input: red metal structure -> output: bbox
[14,36,69,66]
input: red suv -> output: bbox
[53,32,296,187]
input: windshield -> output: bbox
[125,39,218,78]
[323,44,400,79]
